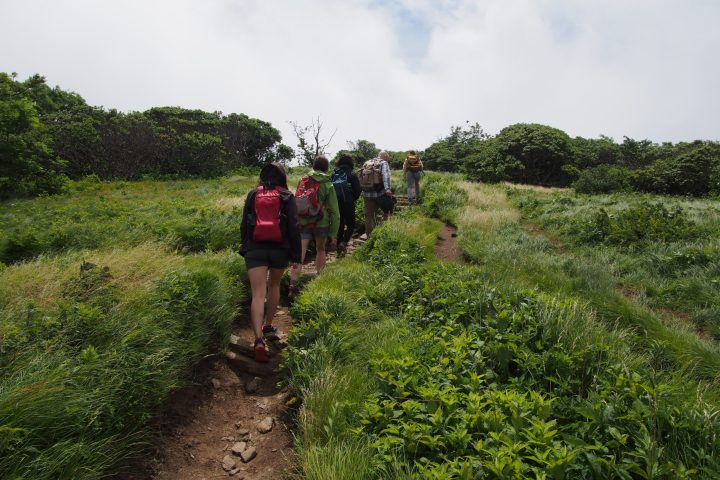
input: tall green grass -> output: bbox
[0,243,246,479]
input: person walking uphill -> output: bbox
[240,163,301,363]
[403,149,423,204]
[288,155,340,299]
[332,154,361,254]
[360,150,394,236]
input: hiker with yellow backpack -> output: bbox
[403,149,423,204]
[288,155,340,300]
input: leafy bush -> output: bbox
[633,146,720,196]
[0,230,47,264]
[573,202,698,246]
[572,164,631,194]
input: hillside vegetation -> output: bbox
[284,178,720,478]
[2,170,720,478]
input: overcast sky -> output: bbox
[2,0,719,154]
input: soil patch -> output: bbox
[435,224,463,263]
[120,309,296,480]
[522,223,566,252]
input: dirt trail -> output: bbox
[125,239,370,479]
[124,198,420,479]
[435,224,463,263]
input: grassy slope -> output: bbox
[0,174,270,479]
[456,182,720,384]
[510,189,720,335]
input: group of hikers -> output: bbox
[239,150,424,362]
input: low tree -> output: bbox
[633,145,720,196]
[423,122,489,172]
[493,123,574,185]
[0,73,67,197]
[290,117,336,166]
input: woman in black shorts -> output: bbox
[240,163,301,362]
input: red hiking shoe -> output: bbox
[254,339,269,363]
[262,324,280,343]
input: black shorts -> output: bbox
[378,194,396,214]
[244,248,290,270]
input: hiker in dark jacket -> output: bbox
[332,154,361,254]
[240,162,301,362]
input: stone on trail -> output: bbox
[211,378,222,389]
[257,416,274,434]
[245,377,261,393]
[222,454,237,471]
[236,427,250,436]
[231,441,247,456]
[240,446,257,463]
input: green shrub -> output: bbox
[633,146,720,196]
[574,202,698,246]
[572,164,631,194]
[0,230,46,264]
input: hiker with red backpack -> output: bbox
[331,154,361,255]
[288,155,340,299]
[359,150,394,236]
[240,163,301,362]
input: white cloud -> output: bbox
[1,0,719,156]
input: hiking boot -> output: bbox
[337,242,347,256]
[262,324,280,343]
[254,339,269,363]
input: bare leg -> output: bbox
[265,267,285,325]
[290,238,311,283]
[247,266,269,340]
[315,236,327,273]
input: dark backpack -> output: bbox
[251,185,284,243]
[295,176,323,221]
[331,168,351,204]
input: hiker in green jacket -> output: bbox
[289,155,340,299]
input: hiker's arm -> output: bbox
[326,184,340,241]
[240,190,254,249]
[285,195,302,264]
[382,161,391,193]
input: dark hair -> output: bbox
[259,162,288,188]
[313,155,329,172]
[336,154,354,169]
[408,149,417,155]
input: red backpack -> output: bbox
[295,176,323,221]
[252,185,284,242]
